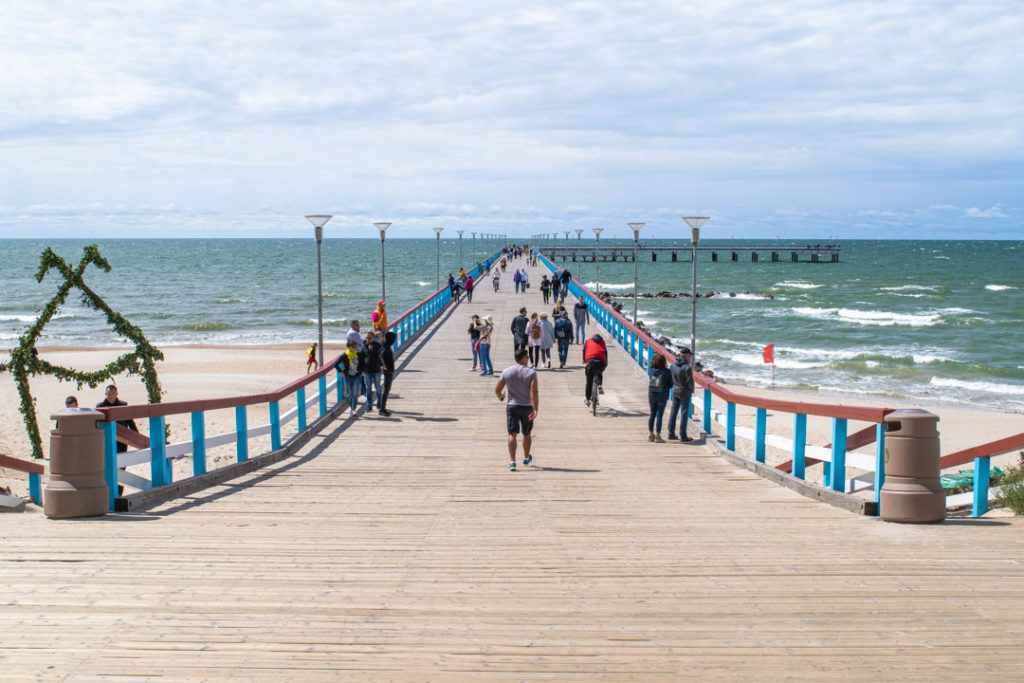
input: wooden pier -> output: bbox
[542,243,841,263]
[2,256,1022,680]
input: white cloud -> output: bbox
[0,1,1021,238]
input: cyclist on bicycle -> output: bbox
[583,333,607,407]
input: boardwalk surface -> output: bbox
[3,259,1023,680]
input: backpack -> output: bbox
[555,320,568,338]
[530,324,541,339]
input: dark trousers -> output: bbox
[380,372,394,410]
[528,346,540,366]
[557,338,570,365]
[668,393,692,438]
[648,394,669,433]
[585,359,606,399]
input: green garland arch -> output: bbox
[10,245,164,460]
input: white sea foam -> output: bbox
[773,281,823,290]
[884,293,927,298]
[929,377,1024,396]
[730,352,821,369]
[791,307,942,327]
[985,284,1017,291]
[414,281,431,287]
[0,314,37,323]
[584,282,634,290]
[879,285,937,292]
[912,354,954,364]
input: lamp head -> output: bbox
[575,229,583,238]
[592,227,603,240]
[683,216,709,245]
[628,222,644,242]
[433,226,444,238]
[374,222,391,240]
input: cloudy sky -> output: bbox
[1,1,1021,239]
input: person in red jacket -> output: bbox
[582,334,607,406]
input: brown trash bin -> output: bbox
[880,409,945,523]
[44,409,108,519]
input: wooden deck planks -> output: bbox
[2,259,1023,680]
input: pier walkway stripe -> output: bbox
[2,258,1023,679]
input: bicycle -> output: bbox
[589,377,600,415]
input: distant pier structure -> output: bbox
[540,244,841,264]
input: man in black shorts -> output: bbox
[495,348,539,471]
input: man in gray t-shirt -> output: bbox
[495,348,539,471]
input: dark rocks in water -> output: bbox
[729,292,736,297]
[657,336,673,348]
[656,291,675,298]
[636,321,646,330]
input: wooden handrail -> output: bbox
[940,432,1024,470]
[0,453,45,475]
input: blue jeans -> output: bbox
[344,375,362,411]
[649,393,669,434]
[668,394,692,438]
[575,320,586,343]
[471,340,479,368]
[479,342,493,374]
[364,371,382,409]
[557,338,569,365]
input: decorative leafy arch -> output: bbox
[9,245,164,459]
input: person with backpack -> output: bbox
[553,311,574,368]
[667,347,695,441]
[525,312,542,368]
[647,352,673,442]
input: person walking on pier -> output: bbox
[468,315,482,371]
[477,315,494,376]
[525,312,542,367]
[495,348,539,471]
[539,312,555,369]
[554,311,573,368]
[573,299,590,344]
[465,273,475,303]
[492,268,501,292]
[551,272,561,302]
[513,268,522,293]
[378,330,396,417]
[540,275,551,304]
[559,268,572,302]
[520,269,529,292]
[363,331,384,412]
[336,340,366,416]
[511,307,529,356]
[667,347,695,441]
[583,333,607,406]
[647,353,672,442]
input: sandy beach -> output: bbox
[2,343,1022,503]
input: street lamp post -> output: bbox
[306,214,332,368]
[471,232,476,264]
[457,230,464,270]
[683,216,710,357]
[592,227,603,294]
[433,227,444,288]
[628,222,644,324]
[374,222,391,301]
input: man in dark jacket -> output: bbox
[553,311,573,368]
[378,330,397,416]
[510,307,529,356]
[96,384,139,453]
[558,268,572,302]
[667,347,695,441]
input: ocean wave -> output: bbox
[0,314,38,323]
[791,307,942,327]
[730,352,820,369]
[584,282,634,290]
[772,281,823,290]
[929,377,1024,396]
[986,284,1017,291]
[413,281,431,287]
[879,285,937,292]
[214,297,246,304]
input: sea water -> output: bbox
[2,238,1023,412]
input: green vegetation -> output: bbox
[997,454,1024,516]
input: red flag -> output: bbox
[762,344,775,364]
